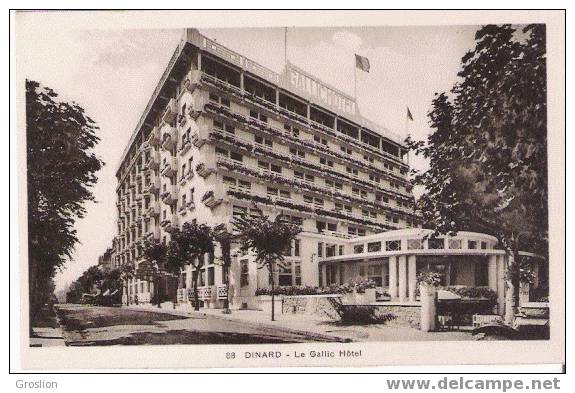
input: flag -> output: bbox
[407,106,414,121]
[355,54,370,72]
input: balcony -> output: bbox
[161,98,177,126]
[201,190,223,208]
[145,151,160,170]
[161,187,178,205]
[147,127,161,147]
[178,169,194,186]
[179,138,191,155]
[160,219,174,232]
[146,177,160,194]
[161,127,177,151]
[187,92,208,120]
[160,158,177,178]
[183,70,202,92]
[195,162,214,178]
[146,204,160,217]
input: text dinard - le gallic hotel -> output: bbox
[112,28,531,312]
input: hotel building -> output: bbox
[113,29,544,312]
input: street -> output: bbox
[54,304,345,346]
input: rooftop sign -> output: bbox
[282,62,357,117]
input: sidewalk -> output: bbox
[126,304,354,342]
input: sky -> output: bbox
[20,24,480,291]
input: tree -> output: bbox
[141,239,168,307]
[406,24,547,324]
[233,213,301,321]
[166,222,214,311]
[213,224,234,314]
[26,80,103,328]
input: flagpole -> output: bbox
[354,58,357,100]
[284,27,288,67]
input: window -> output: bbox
[271,164,282,173]
[230,151,243,162]
[316,221,326,233]
[207,266,215,286]
[385,240,401,251]
[255,135,272,147]
[279,190,291,199]
[327,222,337,232]
[313,134,328,145]
[448,239,462,249]
[294,262,302,285]
[428,238,445,250]
[468,240,478,249]
[267,187,278,196]
[326,265,336,285]
[258,160,269,170]
[215,146,228,156]
[475,262,489,286]
[238,180,251,190]
[240,260,249,287]
[354,244,364,254]
[294,239,300,257]
[317,242,323,257]
[305,174,315,183]
[278,262,293,286]
[294,170,304,180]
[368,265,383,287]
[320,157,334,167]
[339,245,344,255]
[407,239,423,250]
[289,147,305,158]
[224,176,236,186]
[326,244,336,258]
[368,242,382,252]
[481,241,488,250]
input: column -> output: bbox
[488,255,498,292]
[496,255,506,316]
[398,255,407,302]
[388,256,398,299]
[408,255,417,302]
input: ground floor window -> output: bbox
[207,266,215,286]
[240,260,249,287]
[277,261,301,286]
[367,265,383,287]
[326,265,337,285]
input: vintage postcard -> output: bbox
[12,10,565,370]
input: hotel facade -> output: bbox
[113,29,545,313]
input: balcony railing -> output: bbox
[147,127,161,147]
[146,177,160,194]
[195,162,215,178]
[160,157,177,178]
[179,138,191,155]
[161,127,177,151]
[160,187,177,205]
[201,190,223,209]
[161,98,177,126]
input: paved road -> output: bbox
[54,304,343,346]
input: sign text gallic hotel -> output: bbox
[283,62,357,117]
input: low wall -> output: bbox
[371,303,421,329]
[280,294,342,320]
